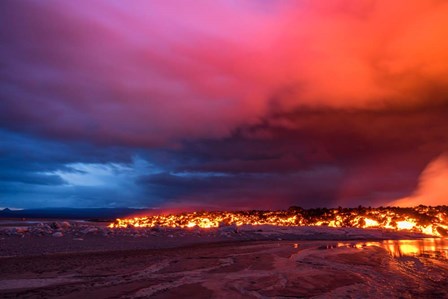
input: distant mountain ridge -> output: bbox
[0,207,149,220]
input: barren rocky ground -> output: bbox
[1,220,447,298]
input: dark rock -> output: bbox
[81,227,98,234]
[437,226,447,236]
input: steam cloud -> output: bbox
[391,154,448,207]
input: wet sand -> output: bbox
[1,240,447,298]
[1,221,447,298]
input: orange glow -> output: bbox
[109,206,448,237]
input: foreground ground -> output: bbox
[0,220,447,298]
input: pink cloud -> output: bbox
[2,0,448,147]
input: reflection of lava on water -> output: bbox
[318,239,448,259]
[109,206,448,237]
[381,239,448,258]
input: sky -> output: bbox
[1,0,448,209]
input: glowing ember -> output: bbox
[109,206,448,237]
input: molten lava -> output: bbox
[109,206,448,237]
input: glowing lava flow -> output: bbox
[109,206,448,237]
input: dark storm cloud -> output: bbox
[161,103,448,207]
[138,170,343,210]
[176,104,448,173]
[0,171,65,186]
[0,130,158,208]
[2,1,448,209]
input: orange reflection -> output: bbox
[381,239,448,258]
[300,239,448,259]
